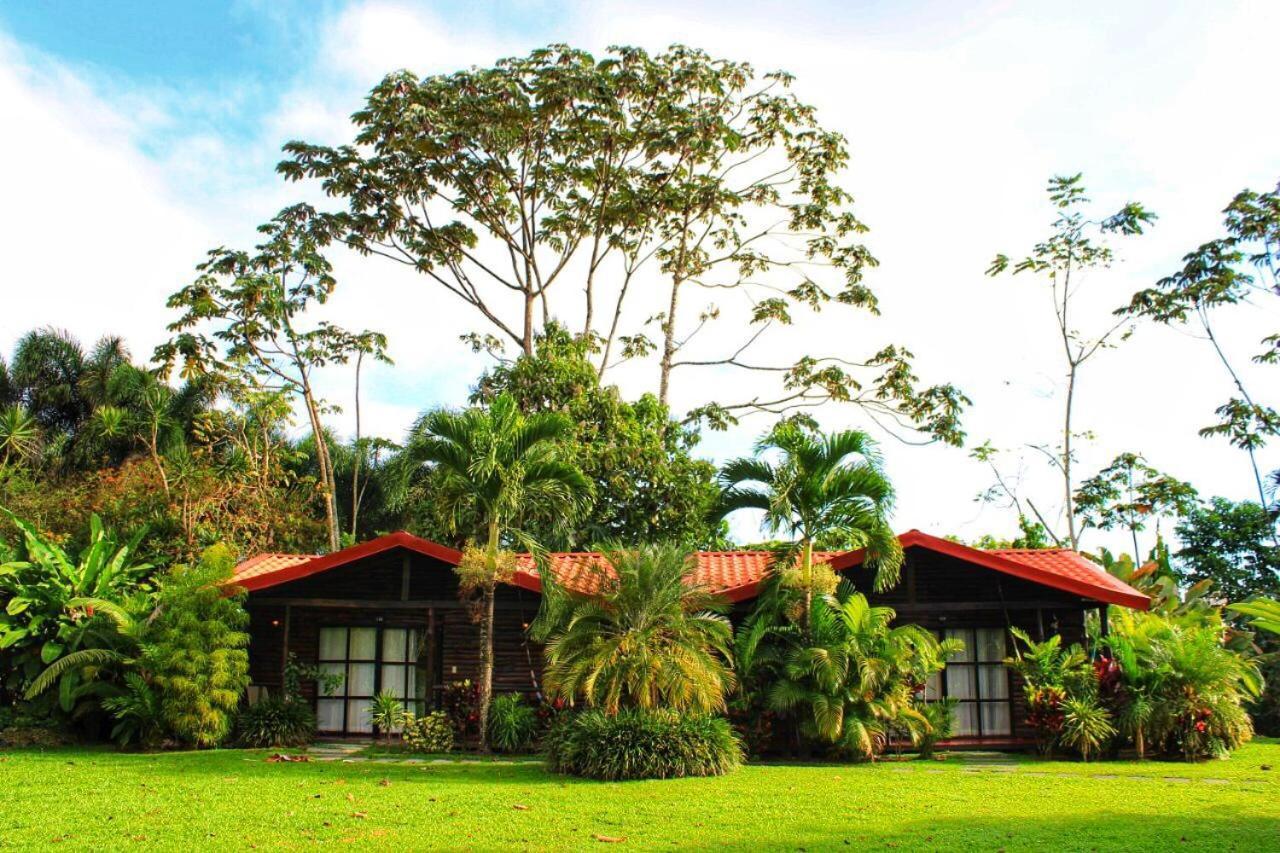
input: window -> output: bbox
[316,626,423,734]
[925,627,1011,738]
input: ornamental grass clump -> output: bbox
[236,696,316,748]
[487,693,540,753]
[545,708,742,781]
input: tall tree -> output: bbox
[390,393,589,750]
[1175,497,1280,601]
[988,174,1155,548]
[278,44,967,443]
[1074,452,1197,563]
[715,423,902,630]
[1122,181,1280,506]
[157,204,389,552]
[471,324,723,548]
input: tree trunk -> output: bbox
[350,352,364,539]
[302,386,340,553]
[1135,725,1145,760]
[477,521,500,753]
[1063,363,1079,550]
[659,276,683,406]
[522,291,536,357]
[800,538,814,637]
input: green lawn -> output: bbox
[1,741,1277,851]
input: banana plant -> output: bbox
[0,508,152,714]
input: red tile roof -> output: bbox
[232,529,1149,610]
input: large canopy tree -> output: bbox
[390,393,589,750]
[278,44,967,443]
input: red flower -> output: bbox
[1195,721,1207,733]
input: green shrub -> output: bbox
[442,680,480,741]
[367,691,405,741]
[914,698,956,759]
[1058,697,1115,762]
[402,711,454,753]
[544,708,743,781]
[143,544,250,748]
[102,673,165,749]
[488,693,539,753]
[236,697,316,748]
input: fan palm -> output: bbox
[0,406,42,466]
[716,423,902,628]
[540,543,735,715]
[391,393,590,749]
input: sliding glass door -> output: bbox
[925,627,1012,738]
[316,626,423,735]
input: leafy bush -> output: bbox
[914,697,956,759]
[368,691,405,741]
[487,693,539,753]
[1058,697,1114,762]
[442,680,481,741]
[102,672,164,749]
[544,708,743,781]
[401,711,454,753]
[237,696,316,748]
[143,544,250,747]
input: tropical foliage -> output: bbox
[401,710,455,753]
[1007,608,1262,761]
[236,695,316,748]
[717,423,903,628]
[135,543,250,748]
[0,508,152,719]
[391,393,589,750]
[544,708,742,781]
[487,693,540,753]
[737,581,956,760]
[539,543,735,715]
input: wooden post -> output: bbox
[400,553,411,601]
[1099,603,1110,638]
[280,604,292,694]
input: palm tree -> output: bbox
[540,542,736,714]
[0,405,42,467]
[716,423,903,629]
[392,393,589,750]
[764,584,956,759]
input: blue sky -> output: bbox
[2,1,1279,547]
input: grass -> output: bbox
[0,739,1276,850]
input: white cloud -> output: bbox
[3,1,1280,553]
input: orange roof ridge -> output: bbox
[231,529,1149,610]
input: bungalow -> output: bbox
[232,530,1148,746]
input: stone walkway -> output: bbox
[301,742,542,765]
[296,744,1244,784]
